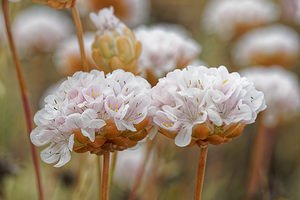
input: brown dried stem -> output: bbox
[195,144,208,200]
[2,1,44,199]
[71,5,89,72]
[102,151,110,200]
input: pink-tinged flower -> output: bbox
[12,6,73,55]
[135,26,201,79]
[202,0,279,40]
[77,0,150,27]
[241,66,300,127]
[31,70,152,167]
[232,25,300,68]
[151,65,266,147]
[90,7,142,74]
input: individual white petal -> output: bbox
[175,126,193,147]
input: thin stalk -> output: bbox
[108,151,118,190]
[245,124,275,200]
[2,1,44,200]
[195,145,208,200]
[102,151,110,200]
[129,139,153,200]
[98,156,102,200]
[70,5,89,72]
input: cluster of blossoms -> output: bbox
[232,25,300,68]
[151,65,266,147]
[54,32,98,76]
[77,0,150,27]
[241,66,300,127]
[135,26,201,79]
[31,70,152,167]
[202,0,279,40]
[90,7,142,74]
[12,6,73,54]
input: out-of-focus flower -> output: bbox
[32,0,76,9]
[54,33,98,76]
[31,69,152,167]
[202,0,279,40]
[90,7,142,74]
[12,6,73,55]
[151,65,266,147]
[77,0,150,27]
[232,25,300,68]
[241,66,300,127]
[135,26,201,83]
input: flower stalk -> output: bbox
[71,5,89,72]
[195,144,208,200]
[245,123,276,200]
[102,151,110,200]
[2,0,44,199]
[129,139,153,200]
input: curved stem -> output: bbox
[2,1,44,200]
[71,5,89,72]
[195,145,208,200]
[102,151,110,200]
[129,139,153,200]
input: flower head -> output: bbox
[32,0,76,9]
[54,32,98,76]
[232,25,300,68]
[135,26,201,80]
[241,66,300,127]
[12,6,73,55]
[151,65,266,147]
[90,7,142,74]
[202,0,279,40]
[31,69,152,167]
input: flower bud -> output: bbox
[90,7,142,74]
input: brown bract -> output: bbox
[92,26,142,75]
[72,118,152,155]
[160,123,246,147]
[32,0,76,9]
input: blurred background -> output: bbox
[1,0,300,199]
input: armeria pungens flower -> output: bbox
[90,7,142,74]
[151,65,266,147]
[135,25,201,84]
[232,25,300,68]
[241,66,300,127]
[12,6,73,55]
[32,0,76,9]
[77,0,150,27]
[31,69,152,167]
[54,32,98,76]
[202,0,279,40]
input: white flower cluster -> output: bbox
[135,26,201,77]
[31,70,151,167]
[90,7,123,35]
[12,6,73,54]
[151,65,266,147]
[241,66,300,127]
[202,0,279,40]
[232,25,300,67]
